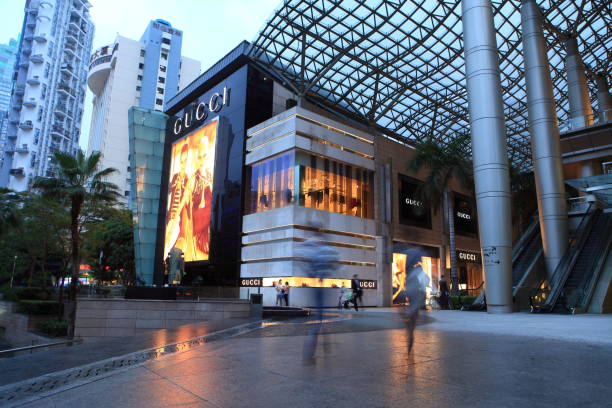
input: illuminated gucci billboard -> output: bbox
[164,119,218,262]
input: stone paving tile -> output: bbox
[13,312,612,408]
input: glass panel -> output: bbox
[297,151,374,219]
[245,151,295,214]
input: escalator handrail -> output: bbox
[574,216,612,312]
[537,204,597,312]
[512,214,539,265]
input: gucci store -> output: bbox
[130,43,483,306]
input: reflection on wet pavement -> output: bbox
[18,311,612,408]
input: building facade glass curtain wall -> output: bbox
[246,150,374,219]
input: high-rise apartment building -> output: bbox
[0,0,94,191]
[0,38,19,168]
[87,20,200,201]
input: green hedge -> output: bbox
[37,320,68,337]
[450,295,477,310]
[2,287,54,301]
[17,300,61,315]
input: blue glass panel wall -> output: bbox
[128,107,168,285]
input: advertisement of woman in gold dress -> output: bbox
[164,119,218,262]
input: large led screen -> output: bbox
[164,119,218,262]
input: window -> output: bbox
[136,86,141,92]
[245,151,374,219]
[47,42,54,57]
[124,190,130,197]
[138,63,144,69]
[159,65,166,72]
[161,53,168,60]
[157,87,164,94]
[158,76,165,84]
[37,108,43,121]
[161,38,171,45]
[246,152,295,214]
[155,98,163,105]
[44,62,50,78]
[41,84,47,100]
[298,152,374,218]
[140,49,145,57]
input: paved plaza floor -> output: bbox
[14,310,612,408]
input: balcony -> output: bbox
[26,20,37,29]
[23,34,33,42]
[16,144,29,154]
[7,132,18,139]
[559,109,612,134]
[22,46,32,55]
[14,86,25,96]
[58,81,75,96]
[9,168,25,177]
[19,121,34,130]
[27,7,39,16]
[30,54,44,64]
[4,144,15,154]
[33,33,47,43]
[18,60,29,69]
[23,98,37,108]
[27,76,41,85]
[9,118,20,125]
[55,103,68,115]
[61,63,74,72]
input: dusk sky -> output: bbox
[0,0,280,149]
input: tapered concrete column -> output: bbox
[521,0,569,277]
[595,74,612,122]
[565,37,593,128]
[462,0,513,313]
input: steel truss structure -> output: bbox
[249,0,611,170]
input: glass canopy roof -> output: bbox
[249,0,611,170]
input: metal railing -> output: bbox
[567,196,592,214]
[571,214,612,313]
[530,204,595,313]
[0,339,82,358]
[558,109,612,133]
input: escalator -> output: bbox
[558,210,612,313]
[467,216,543,310]
[531,207,612,313]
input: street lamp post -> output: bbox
[10,255,17,288]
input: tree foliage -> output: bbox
[32,150,120,302]
[82,207,136,285]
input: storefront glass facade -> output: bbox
[392,242,440,305]
[246,150,374,219]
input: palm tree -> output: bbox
[408,133,473,295]
[33,150,119,337]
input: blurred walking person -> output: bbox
[403,256,428,353]
[297,226,339,361]
[350,274,362,311]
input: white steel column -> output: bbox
[565,37,594,128]
[521,0,569,277]
[462,0,513,313]
[595,73,612,122]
